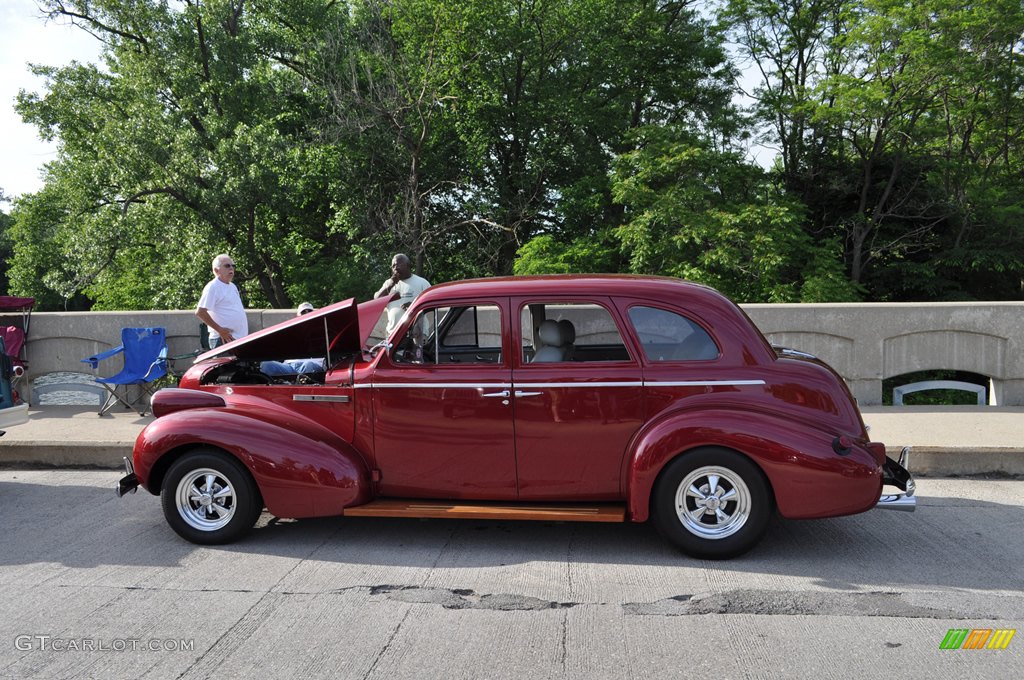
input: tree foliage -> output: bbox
[721,0,1024,299]
[6,0,1023,310]
[14,0,352,309]
[0,192,13,296]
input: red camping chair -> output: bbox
[0,296,34,404]
[0,326,27,378]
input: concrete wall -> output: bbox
[2,309,295,404]
[3,301,1023,405]
[743,302,1024,405]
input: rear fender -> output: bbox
[134,406,370,519]
[624,408,881,521]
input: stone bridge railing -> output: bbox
[742,302,1023,406]
[3,302,1023,406]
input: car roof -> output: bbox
[416,274,729,305]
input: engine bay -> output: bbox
[199,360,328,386]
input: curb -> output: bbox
[0,443,133,469]
[895,447,1024,477]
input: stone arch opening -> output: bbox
[32,371,104,406]
[883,370,992,406]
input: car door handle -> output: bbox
[482,390,510,398]
[514,390,543,398]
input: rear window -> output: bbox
[628,306,719,361]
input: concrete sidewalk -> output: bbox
[0,404,1022,476]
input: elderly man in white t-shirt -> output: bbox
[374,253,431,335]
[196,254,248,348]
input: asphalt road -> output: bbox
[0,471,1021,679]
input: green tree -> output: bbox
[0,191,12,295]
[611,126,857,302]
[722,0,1024,299]
[451,0,737,276]
[317,0,473,278]
[13,0,352,309]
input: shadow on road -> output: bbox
[1,477,1020,594]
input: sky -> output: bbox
[0,0,101,202]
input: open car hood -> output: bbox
[197,296,392,364]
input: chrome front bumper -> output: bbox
[116,456,139,498]
[876,446,916,512]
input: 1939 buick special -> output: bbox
[117,275,915,558]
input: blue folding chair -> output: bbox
[81,327,168,416]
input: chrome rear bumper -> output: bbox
[876,446,916,512]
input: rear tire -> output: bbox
[652,448,772,559]
[161,448,262,545]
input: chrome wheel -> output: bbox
[162,449,262,544]
[176,467,236,531]
[674,465,751,539]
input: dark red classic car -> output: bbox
[118,275,914,558]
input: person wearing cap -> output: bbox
[261,303,326,377]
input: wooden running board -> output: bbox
[343,499,626,523]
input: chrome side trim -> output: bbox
[370,383,514,390]
[644,380,767,387]
[875,494,916,512]
[775,346,817,360]
[292,395,351,403]
[365,379,765,389]
[516,382,643,388]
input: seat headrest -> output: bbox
[557,320,575,344]
[537,319,563,347]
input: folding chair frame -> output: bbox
[82,331,168,416]
[92,347,167,416]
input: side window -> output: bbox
[520,303,630,363]
[393,305,502,365]
[442,305,503,350]
[628,306,719,361]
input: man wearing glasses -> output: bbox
[196,254,248,347]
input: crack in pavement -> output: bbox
[622,589,1006,619]
[368,585,579,611]
[54,582,1018,620]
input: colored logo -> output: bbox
[940,629,1015,650]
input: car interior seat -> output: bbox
[557,320,576,361]
[532,320,567,362]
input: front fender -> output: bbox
[133,405,371,519]
[624,408,881,522]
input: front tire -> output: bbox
[652,448,772,559]
[161,449,262,545]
